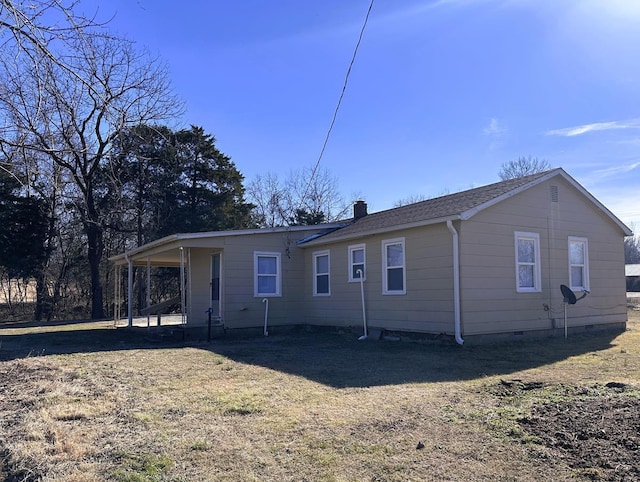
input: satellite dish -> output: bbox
[560,284,577,304]
[559,284,590,340]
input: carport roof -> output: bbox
[109,223,347,267]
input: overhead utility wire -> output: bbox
[299,0,375,210]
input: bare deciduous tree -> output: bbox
[0,1,183,318]
[246,172,288,228]
[499,156,551,180]
[392,188,452,208]
[247,166,352,227]
[625,226,640,265]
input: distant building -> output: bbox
[626,264,640,292]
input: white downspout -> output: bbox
[262,298,269,336]
[356,269,368,340]
[447,220,464,345]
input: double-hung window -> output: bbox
[254,251,281,297]
[382,238,406,294]
[515,232,541,292]
[568,237,589,291]
[348,244,366,282]
[313,250,330,296]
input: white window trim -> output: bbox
[382,237,406,295]
[568,236,589,291]
[313,250,330,296]
[254,251,281,297]
[348,243,366,282]
[514,231,541,293]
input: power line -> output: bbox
[299,0,375,211]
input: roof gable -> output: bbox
[299,168,632,246]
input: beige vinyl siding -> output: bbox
[185,231,309,329]
[459,177,627,336]
[115,172,628,339]
[303,223,455,334]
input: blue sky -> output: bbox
[83,0,640,229]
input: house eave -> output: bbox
[110,223,346,265]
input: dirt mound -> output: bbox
[516,383,640,481]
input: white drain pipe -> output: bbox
[447,220,464,345]
[262,298,269,336]
[356,269,367,340]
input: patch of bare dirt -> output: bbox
[512,382,640,481]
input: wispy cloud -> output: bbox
[591,161,640,178]
[483,117,506,137]
[578,160,640,190]
[578,161,640,227]
[588,183,640,229]
[482,117,507,152]
[546,118,640,137]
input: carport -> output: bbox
[110,235,190,328]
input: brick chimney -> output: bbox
[353,200,368,220]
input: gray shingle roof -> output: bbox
[299,169,558,245]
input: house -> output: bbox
[110,168,632,343]
[626,264,640,292]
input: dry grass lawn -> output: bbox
[1,305,639,481]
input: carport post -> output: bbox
[180,247,186,325]
[146,257,151,328]
[114,265,121,325]
[126,255,133,327]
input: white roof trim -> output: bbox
[111,169,632,263]
[109,223,346,263]
[301,168,632,247]
[460,168,633,235]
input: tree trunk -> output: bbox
[34,270,53,321]
[86,221,105,320]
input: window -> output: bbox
[313,250,330,296]
[254,252,281,297]
[348,244,366,282]
[515,232,541,292]
[382,238,405,294]
[569,237,589,291]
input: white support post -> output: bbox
[187,248,192,326]
[180,247,186,325]
[114,265,121,326]
[127,256,133,327]
[146,257,151,328]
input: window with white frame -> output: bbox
[568,237,589,291]
[254,251,281,297]
[382,238,405,294]
[348,244,366,282]
[514,232,541,292]
[313,250,330,296]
